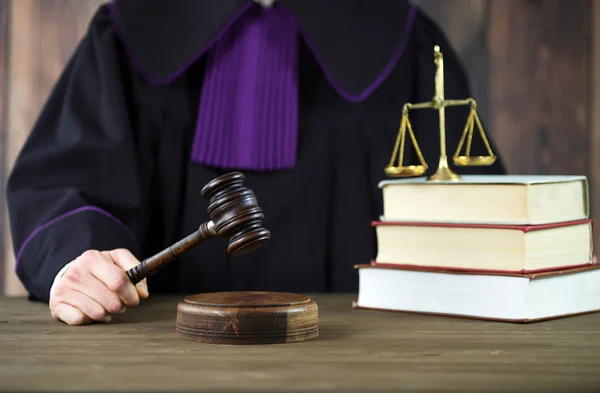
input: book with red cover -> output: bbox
[353,262,600,323]
[372,219,594,274]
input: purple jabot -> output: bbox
[191,4,299,171]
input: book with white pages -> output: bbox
[353,263,600,323]
[378,175,589,225]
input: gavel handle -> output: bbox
[126,221,217,285]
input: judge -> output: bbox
[6,0,506,325]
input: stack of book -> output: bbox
[354,175,600,322]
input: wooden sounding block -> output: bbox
[175,291,319,345]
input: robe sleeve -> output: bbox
[5,7,149,302]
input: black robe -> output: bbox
[6,0,506,302]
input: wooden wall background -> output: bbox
[0,0,598,295]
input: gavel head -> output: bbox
[201,172,271,256]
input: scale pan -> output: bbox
[453,156,496,166]
[384,165,427,177]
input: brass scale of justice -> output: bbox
[385,45,497,181]
[123,46,496,346]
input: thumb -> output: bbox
[103,249,149,299]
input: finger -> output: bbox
[72,274,126,315]
[51,302,92,326]
[61,288,112,323]
[105,249,149,299]
[58,260,127,314]
[135,280,149,300]
[82,251,140,307]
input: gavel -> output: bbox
[126,172,271,284]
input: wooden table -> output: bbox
[1,294,599,392]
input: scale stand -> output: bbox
[384,45,497,181]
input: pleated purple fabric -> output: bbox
[191,4,299,171]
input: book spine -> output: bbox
[371,218,593,232]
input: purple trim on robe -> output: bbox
[191,5,299,170]
[108,1,417,171]
[296,4,417,103]
[108,1,417,102]
[15,206,139,269]
[107,1,255,86]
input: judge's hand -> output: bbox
[49,249,149,325]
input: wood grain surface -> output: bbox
[591,1,600,268]
[488,0,592,176]
[1,294,599,392]
[0,0,9,296]
[176,292,319,344]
